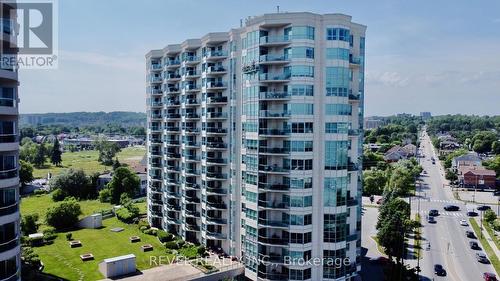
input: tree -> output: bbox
[106,167,140,204]
[492,141,500,155]
[98,188,112,203]
[32,143,47,168]
[45,197,82,229]
[445,170,458,182]
[387,166,415,196]
[363,169,387,196]
[112,158,121,170]
[484,156,500,178]
[20,140,37,163]
[19,160,34,186]
[484,209,497,224]
[49,169,96,200]
[363,151,385,170]
[472,131,497,153]
[94,138,121,166]
[50,139,62,166]
[21,214,39,235]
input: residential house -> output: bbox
[451,152,482,172]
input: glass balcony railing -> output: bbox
[0,97,16,107]
[259,35,290,45]
[258,200,289,209]
[206,172,227,180]
[258,183,290,191]
[166,113,181,119]
[0,203,18,216]
[0,134,17,143]
[206,81,227,89]
[204,142,227,149]
[206,157,227,164]
[204,50,228,58]
[183,56,200,63]
[206,188,227,195]
[150,64,162,71]
[259,73,291,81]
[259,110,290,118]
[167,60,181,66]
[206,217,227,224]
[167,73,181,79]
[185,209,200,217]
[259,54,289,63]
[205,231,227,239]
[0,168,17,180]
[259,147,289,154]
[257,218,289,228]
[258,128,291,136]
[205,128,227,134]
[259,165,289,173]
[150,76,162,83]
[206,112,228,119]
[206,96,228,103]
[206,66,226,73]
[259,92,290,100]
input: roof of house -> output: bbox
[461,167,496,177]
[384,151,406,161]
[453,152,481,163]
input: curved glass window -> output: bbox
[284,26,315,40]
[284,47,314,59]
[326,48,349,60]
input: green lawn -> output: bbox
[21,194,113,222]
[34,218,173,281]
[483,219,500,250]
[33,146,146,178]
[470,218,500,274]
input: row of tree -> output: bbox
[20,138,62,168]
[363,159,422,197]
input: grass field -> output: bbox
[470,218,500,275]
[32,146,146,178]
[34,217,172,281]
[483,219,500,250]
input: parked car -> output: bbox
[429,209,439,216]
[467,210,479,217]
[428,216,436,223]
[466,230,476,238]
[434,264,446,276]
[459,219,469,226]
[470,241,480,250]
[483,272,497,281]
[476,252,489,263]
[444,205,460,211]
[478,205,491,211]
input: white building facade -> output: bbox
[0,2,21,280]
[146,12,365,281]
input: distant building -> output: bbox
[420,112,432,120]
[365,143,382,152]
[458,167,496,189]
[383,144,416,162]
[364,118,385,129]
[452,152,482,172]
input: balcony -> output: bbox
[348,162,359,171]
[165,216,181,225]
[184,84,201,92]
[206,112,228,120]
[150,64,162,71]
[205,172,227,180]
[184,141,200,148]
[150,126,162,133]
[165,126,180,133]
[149,113,162,120]
[165,139,180,146]
[165,99,180,107]
[150,76,162,83]
[185,209,200,217]
[166,113,181,119]
[149,161,162,169]
[259,35,291,46]
[149,173,162,181]
[259,73,291,83]
[166,60,181,68]
[184,182,200,190]
[259,147,289,155]
[149,208,163,217]
[184,71,200,79]
[258,270,288,281]
[206,216,227,225]
[206,157,227,165]
[185,98,200,106]
[259,92,290,101]
[0,168,17,180]
[166,165,180,173]
[204,50,228,60]
[205,128,227,135]
[165,177,180,185]
[259,165,289,174]
[259,110,290,119]
[258,235,288,246]
[349,55,362,66]
[166,203,181,211]
[149,101,163,108]
[258,200,289,210]
[166,73,181,81]
[166,191,181,199]
[150,149,162,156]
[206,188,227,195]
[258,183,290,192]
[184,113,200,120]
[258,129,290,137]
[348,129,360,136]
[185,223,201,232]
[166,152,181,159]
[185,196,201,204]
[184,127,200,134]
[205,202,227,210]
[150,137,162,144]
[204,142,227,150]
[259,54,289,65]
[149,197,163,205]
[349,93,360,101]
[0,203,18,216]
[184,155,201,162]
[206,81,227,90]
[206,96,228,104]
[165,87,180,94]
[257,219,289,228]
[185,169,201,176]
[206,66,227,75]
[149,88,162,95]
[183,56,200,65]
[205,231,227,240]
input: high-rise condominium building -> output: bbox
[0,1,21,280]
[146,12,365,281]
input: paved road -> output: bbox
[414,131,496,281]
[360,204,384,281]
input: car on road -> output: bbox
[459,219,469,226]
[444,205,460,211]
[427,216,436,223]
[478,205,491,211]
[434,264,446,276]
[483,272,497,281]
[476,252,489,263]
[494,191,500,196]
[429,209,439,216]
[466,230,476,238]
[470,241,480,250]
[467,210,479,217]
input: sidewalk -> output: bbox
[475,217,500,256]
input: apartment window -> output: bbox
[284,47,314,59]
[284,65,314,78]
[286,177,313,189]
[290,232,312,243]
[324,177,348,207]
[245,190,257,203]
[291,122,313,133]
[324,214,347,243]
[287,159,313,170]
[326,28,350,41]
[323,249,347,279]
[245,225,257,241]
[245,139,258,150]
[287,85,314,96]
[326,67,350,96]
[325,122,349,134]
[284,140,313,152]
[245,208,257,221]
[0,188,16,207]
[325,104,352,115]
[285,214,312,226]
[245,173,257,185]
[324,141,348,170]
[289,103,314,115]
[326,48,349,60]
[243,122,258,133]
[284,26,315,40]
[0,88,15,107]
[289,195,313,207]
[290,268,312,280]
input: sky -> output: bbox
[18,0,500,116]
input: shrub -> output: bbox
[21,214,39,235]
[143,228,157,236]
[66,232,73,241]
[137,220,149,229]
[45,198,82,230]
[139,225,149,232]
[33,189,47,196]
[157,230,174,243]
[98,188,112,203]
[43,227,57,241]
[51,188,67,202]
[484,209,497,224]
[197,245,206,256]
[116,208,136,223]
[164,241,180,250]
